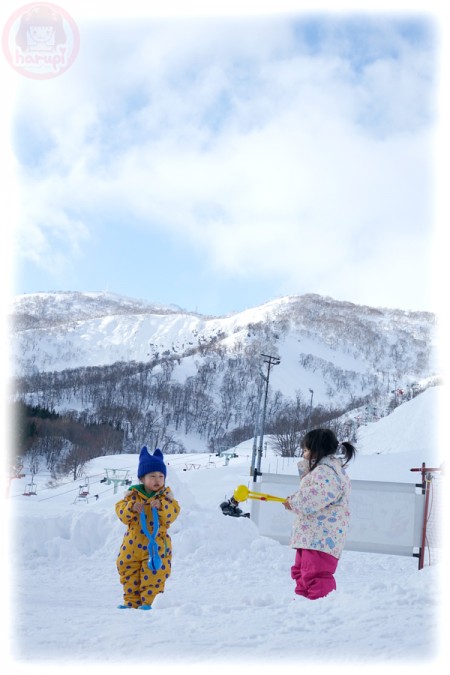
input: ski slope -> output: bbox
[6,387,446,674]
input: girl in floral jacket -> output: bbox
[283,429,356,599]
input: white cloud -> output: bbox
[11,15,436,309]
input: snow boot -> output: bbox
[138,604,152,610]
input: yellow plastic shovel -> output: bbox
[233,484,286,503]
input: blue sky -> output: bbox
[4,2,442,316]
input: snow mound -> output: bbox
[8,387,444,669]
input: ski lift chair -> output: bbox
[23,481,37,496]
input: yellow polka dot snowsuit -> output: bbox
[115,485,180,608]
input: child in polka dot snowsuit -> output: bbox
[115,447,180,609]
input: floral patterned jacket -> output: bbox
[286,455,351,559]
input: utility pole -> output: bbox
[250,380,263,476]
[254,353,280,478]
[307,388,314,430]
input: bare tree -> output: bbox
[273,428,302,457]
[56,443,94,481]
[271,393,308,457]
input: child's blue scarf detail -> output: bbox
[140,507,163,571]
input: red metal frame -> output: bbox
[410,462,442,569]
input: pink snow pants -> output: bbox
[291,548,338,599]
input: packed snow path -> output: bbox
[8,388,445,670]
[10,456,441,668]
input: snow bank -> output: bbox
[6,388,446,674]
[356,386,440,456]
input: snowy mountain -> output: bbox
[10,291,437,387]
[9,290,439,455]
[9,386,444,667]
[11,290,185,331]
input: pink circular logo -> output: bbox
[2,3,79,79]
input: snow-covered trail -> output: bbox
[7,388,447,673]
[13,548,438,665]
[10,463,440,669]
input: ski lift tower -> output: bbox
[101,468,132,494]
[222,451,238,466]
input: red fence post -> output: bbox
[410,462,443,569]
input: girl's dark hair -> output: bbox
[301,428,356,472]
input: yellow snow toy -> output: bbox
[233,484,286,503]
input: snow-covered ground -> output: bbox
[5,387,447,674]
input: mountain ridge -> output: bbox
[9,289,439,455]
[11,289,435,326]
[10,291,436,380]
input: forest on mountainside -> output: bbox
[10,349,434,480]
[9,293,437,479]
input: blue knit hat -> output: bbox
[137,446,167,479]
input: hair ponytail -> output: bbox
[339,441,357,467]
